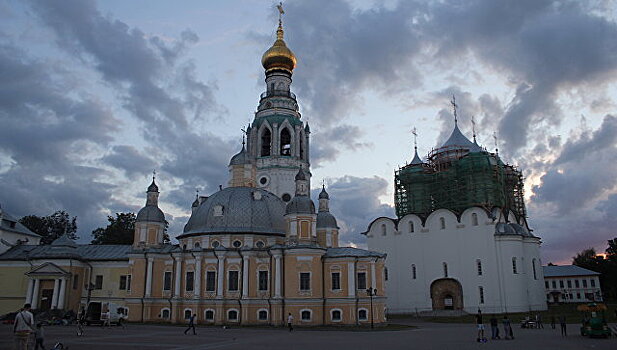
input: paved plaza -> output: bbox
[2,321,615,350]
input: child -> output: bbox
[34,323,45,350]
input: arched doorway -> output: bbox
[430,278,464,310]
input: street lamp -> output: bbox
[366,287,377,329]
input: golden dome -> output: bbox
[261,21,296,73]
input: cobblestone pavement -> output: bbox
[1,321,615,350]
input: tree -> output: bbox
[91,213,171,245]
[91,213,136,245]
[19,210,78,245]
[572,248,602,272]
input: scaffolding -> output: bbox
[394,149,526,220]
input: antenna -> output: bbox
[450,95,458,125]
[471,115,477,143]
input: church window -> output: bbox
[213,205,224,217]
[72,275,79,290]
[559,280,564,288]
[381,224,387,236]
[331,309,342,321]
[440,217,446,229]
[282,193,291,202]
[258,271,268,291]
[260,128,272,156]
[163,271,172,291]
[299,136,304,159]
[95,275,103,290]
[357,272,367,290]
[331,272,340,290]
[567,280,572,288]
[582,279,587,288]
[575,279,580,288]
[479,286,485,304]
[409,221,414,233]
[590,279,596,287]
[259,176,268,185]
[228,271,239,291]
[228,309,238,321]
[552,280,557,289]
[532,259,537,280]
[194,242,200,249]
[280,128,291,155]
[512,257,518,274]
[232,240,242,248]
[184,309,192,319]
[300,272,311,291]
[119,275,131,291]
[412,264,417,280]
[476,259,482,276]
[358,309,368,320]
[258,310,268,320]
[443,262,448,277]
[211,240,220,248]
[385,267,388,281]
[256,241,265,248]
[301,309,311,321]
[205,310,214,320]
[206,271,216,292]
[186,271,194,292]
[161,309,170,319]
[472,213,478,226]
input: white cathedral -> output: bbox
[363,108,547,314]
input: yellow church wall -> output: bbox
[0,265,30,314]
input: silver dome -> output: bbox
[229,145,248,166]
[136,205,165,223]
[285,195,315,215]
[317,211,338,229]
[183,187,285,235]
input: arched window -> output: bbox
[411,264,417,280]
[228,309,238,321]
[161,308,170,319]
[331,309,342,321]
[440,217,446,229]
[204,310,214,321]
[299,135,304,159]
[184,309,192,319]
[532,259,537,280]
[385,267,388,281]
[409,221,414,233]
[280,128,291,155]
[261,128,272,156]
[476,259,482,276]
[512,257,518,274]
[301,310,311,321]
[258,310,268,320]
[443,262,448,277]
[358,309,368,320]
[479,286,485,304]
[194,242,200,249]
[381,224,387,236]
[472,213,478,226]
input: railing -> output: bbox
[260,90,296,99]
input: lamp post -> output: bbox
[366,287,377,329]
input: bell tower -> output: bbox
[134,174,166,248]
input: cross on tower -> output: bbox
[471,115,477,143]
[152,169,156,181]
[493,132,499,154]
[450,95,458,125]
[412,127,418,151]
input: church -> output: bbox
[0,14,387,326]
[363,103,547,314]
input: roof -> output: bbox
[318,186,329,200]
[0,211,40,238]
[324,247,386,258]
[0,244,132,261]
[136,205,165,223]
[543,265,600,277]
[410,149,423,165]
[317,211,338,229]
[285,195,315,215]
[147,179,159,193]
[229,144,248,166]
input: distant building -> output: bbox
[543,265,602,303]
[0,204,41,254]
[364,107,546,314]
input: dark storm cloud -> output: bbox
[102,145,157,177]
[310,124,371,166]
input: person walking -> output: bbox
[34,323,45,350]
[536,313,544,329]
[287,313,294,332]
[502,315,514,340]
[550,315,556,329]
[559,315,567,337]
[77,307,85,336]
[13,303,35,350]
[102,310,111,328]
[184,314,196,335]
[489,316,500,339]
[475,310,485,342]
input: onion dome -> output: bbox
[410,148,423,165]
[285,195,315,215]
[318,186,329,200]
[304,123,310,132]
[229,144,248,166]
[136,205,165,223]
[182,187,286,236]
[442,123,483,153]
[317,211,338,229]
[261,21,296,73]
[147,178,159,192]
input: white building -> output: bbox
[363,112,547,315]
[543,265,602,303]
[0,204,41,254]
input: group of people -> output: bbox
[12,303,48,350]
[475,310,571,342]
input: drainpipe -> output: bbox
[354,258,359,326]
[141,252,148,323]
[238,250,243,325]
[321,253,326,326]
[266,249,273,326]
[168,252,174,322]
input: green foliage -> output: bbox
[572,240,617,300]
[19,210,78,245]
[91,213,136,245]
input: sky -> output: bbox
[1,0,617,264]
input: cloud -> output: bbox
[310,124,372,166]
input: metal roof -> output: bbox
[324,247,386,258]
[0,212,40,238]
[542,265,600,277]
[0,244,132,261]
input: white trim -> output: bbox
[257,308,269,321]
[227,308,239,322]
[204,309,215,321]
[330,308,343,322]
[300,308,312,322]
[160,307,170,319]
[183,308,194,320]
[358,308,369,321]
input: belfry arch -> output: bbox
[430,278,464,310]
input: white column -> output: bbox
[348,262,356,297]
[57,278,67,309]
[371,262,376,290]
[194,258,201,298]
[274,255,281,298]
[174,258,182,298]
[242,255,249,298]
[217,256,225,297]
[25,279,34,304]
[145,258,153,297]
[51,279,60,309]
[31,279,40,308]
